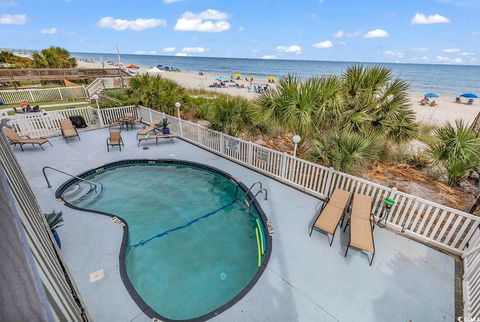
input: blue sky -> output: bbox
[1,0,479,65]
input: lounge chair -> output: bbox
[430,100,437,107]
[136,121,160,139]
[137,133,177,146]
[456,97,461,103]
[60,119,80,143]
[3,127,52,151]
[106,130,124,152]
[467,99,474,106]
[309,188,352,246]
[343,194,375,265]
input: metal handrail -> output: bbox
[42,166,98,190]
[247,188,268,207]
[240,181,263,199]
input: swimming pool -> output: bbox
[57,160,271,321]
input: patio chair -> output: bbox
[136,121,160,139]
[2,127,52,151]
[467,99,474,105]
[60,119,80,143]
[455,97,461,103]
[343,194,375,266]
[309,188,352,246]
[106,130,124,152]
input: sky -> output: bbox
[0,0,479,65]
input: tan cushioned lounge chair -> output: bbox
[309,188,352,246]
[3,128,52,151]
[60,119,80,142]
[344,193,375,265]
[136,120,160,139]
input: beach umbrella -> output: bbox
[233,73,241,77]
[424,93,439,98]
[126,64,140,69]
[460,93,478,99]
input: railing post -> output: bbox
[148,108,153,123]
[281,152,288,179]
[324,167,335,197]
[97,108,105,127]
[219,133,224,154]
[82,84,88,98]
[28,89,34,102]
[57,88,64,100]
[197,124,202,143]
[248,141,254,166]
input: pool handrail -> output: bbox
[42,166,99,191]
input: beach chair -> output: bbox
[309,188,352,246]
[106,130,124,152]
[60,119,80,143]
[3,127,52,151]
[430,100,437,107]
[343,194,375,266]
[456,97,461,103]
[136,121,160,140]
[467,99,474,106]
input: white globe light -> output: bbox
[175,102,181,109]
[292,135,301,144]
[91,94,99,100]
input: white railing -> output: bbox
[85,78,104,96]
[0,86,87,104]
[136,106,480,256]
[464,228,480,319]
[84,77,128,97]
[9,107,96,138]
[100,105,137,126]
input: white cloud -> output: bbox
[472,31,480,37]
[276,45,302,54]
[163,0,183,3]
[162,47,176,53]
[411,47,428,52]
[262,55,277,59]
[0,13,26,24]
[383,50,404,58]
[237,26,245,32]
[364,29,389,38]
[434,55,451,62]
[174,9,230,32]
[333,30,362,38]
[461,52,475,56]
[451,58,463,64]
[251,49,259,53]
[41,27,57,34]
[180,47,208,53]
[442,48,460,53]
[411,13,450,25]
[312,40,333,48]
[175,52,189,57]
[97,17,166,31]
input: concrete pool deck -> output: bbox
[14,127,455,322]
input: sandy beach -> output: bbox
[74,59,480,126]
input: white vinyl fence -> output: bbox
[8,107,96,138]
[463,228,480,320]
[0,86,87,104]
[137,105,480,256]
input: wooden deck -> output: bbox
[0,68,131,83]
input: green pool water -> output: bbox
[62,162,267,320]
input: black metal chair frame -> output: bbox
[61,127,80,143]
[9,137,53,151]
[106,135,124,152]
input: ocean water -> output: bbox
[62,162,266,320]
[73,52,480,96]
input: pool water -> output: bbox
[61,161,268,320]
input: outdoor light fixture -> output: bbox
[292,135,301,158]
[175,102,183,136]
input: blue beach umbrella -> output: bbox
[424,93,439,98]
[460,93,478,99]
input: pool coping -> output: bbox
[55,158,272,322]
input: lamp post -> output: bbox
[292,135,301,158]
[92,94,103,126]
[175,102,183,136]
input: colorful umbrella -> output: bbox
[460,93,478,99]
[126,64,140,69]
[424,93,439,98]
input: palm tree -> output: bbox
[341,65,417,143]
[31,46,77,68]
[309,131,381,173]
[128,75,186,114]
[428,120,480,186]
[208,95,256,136]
